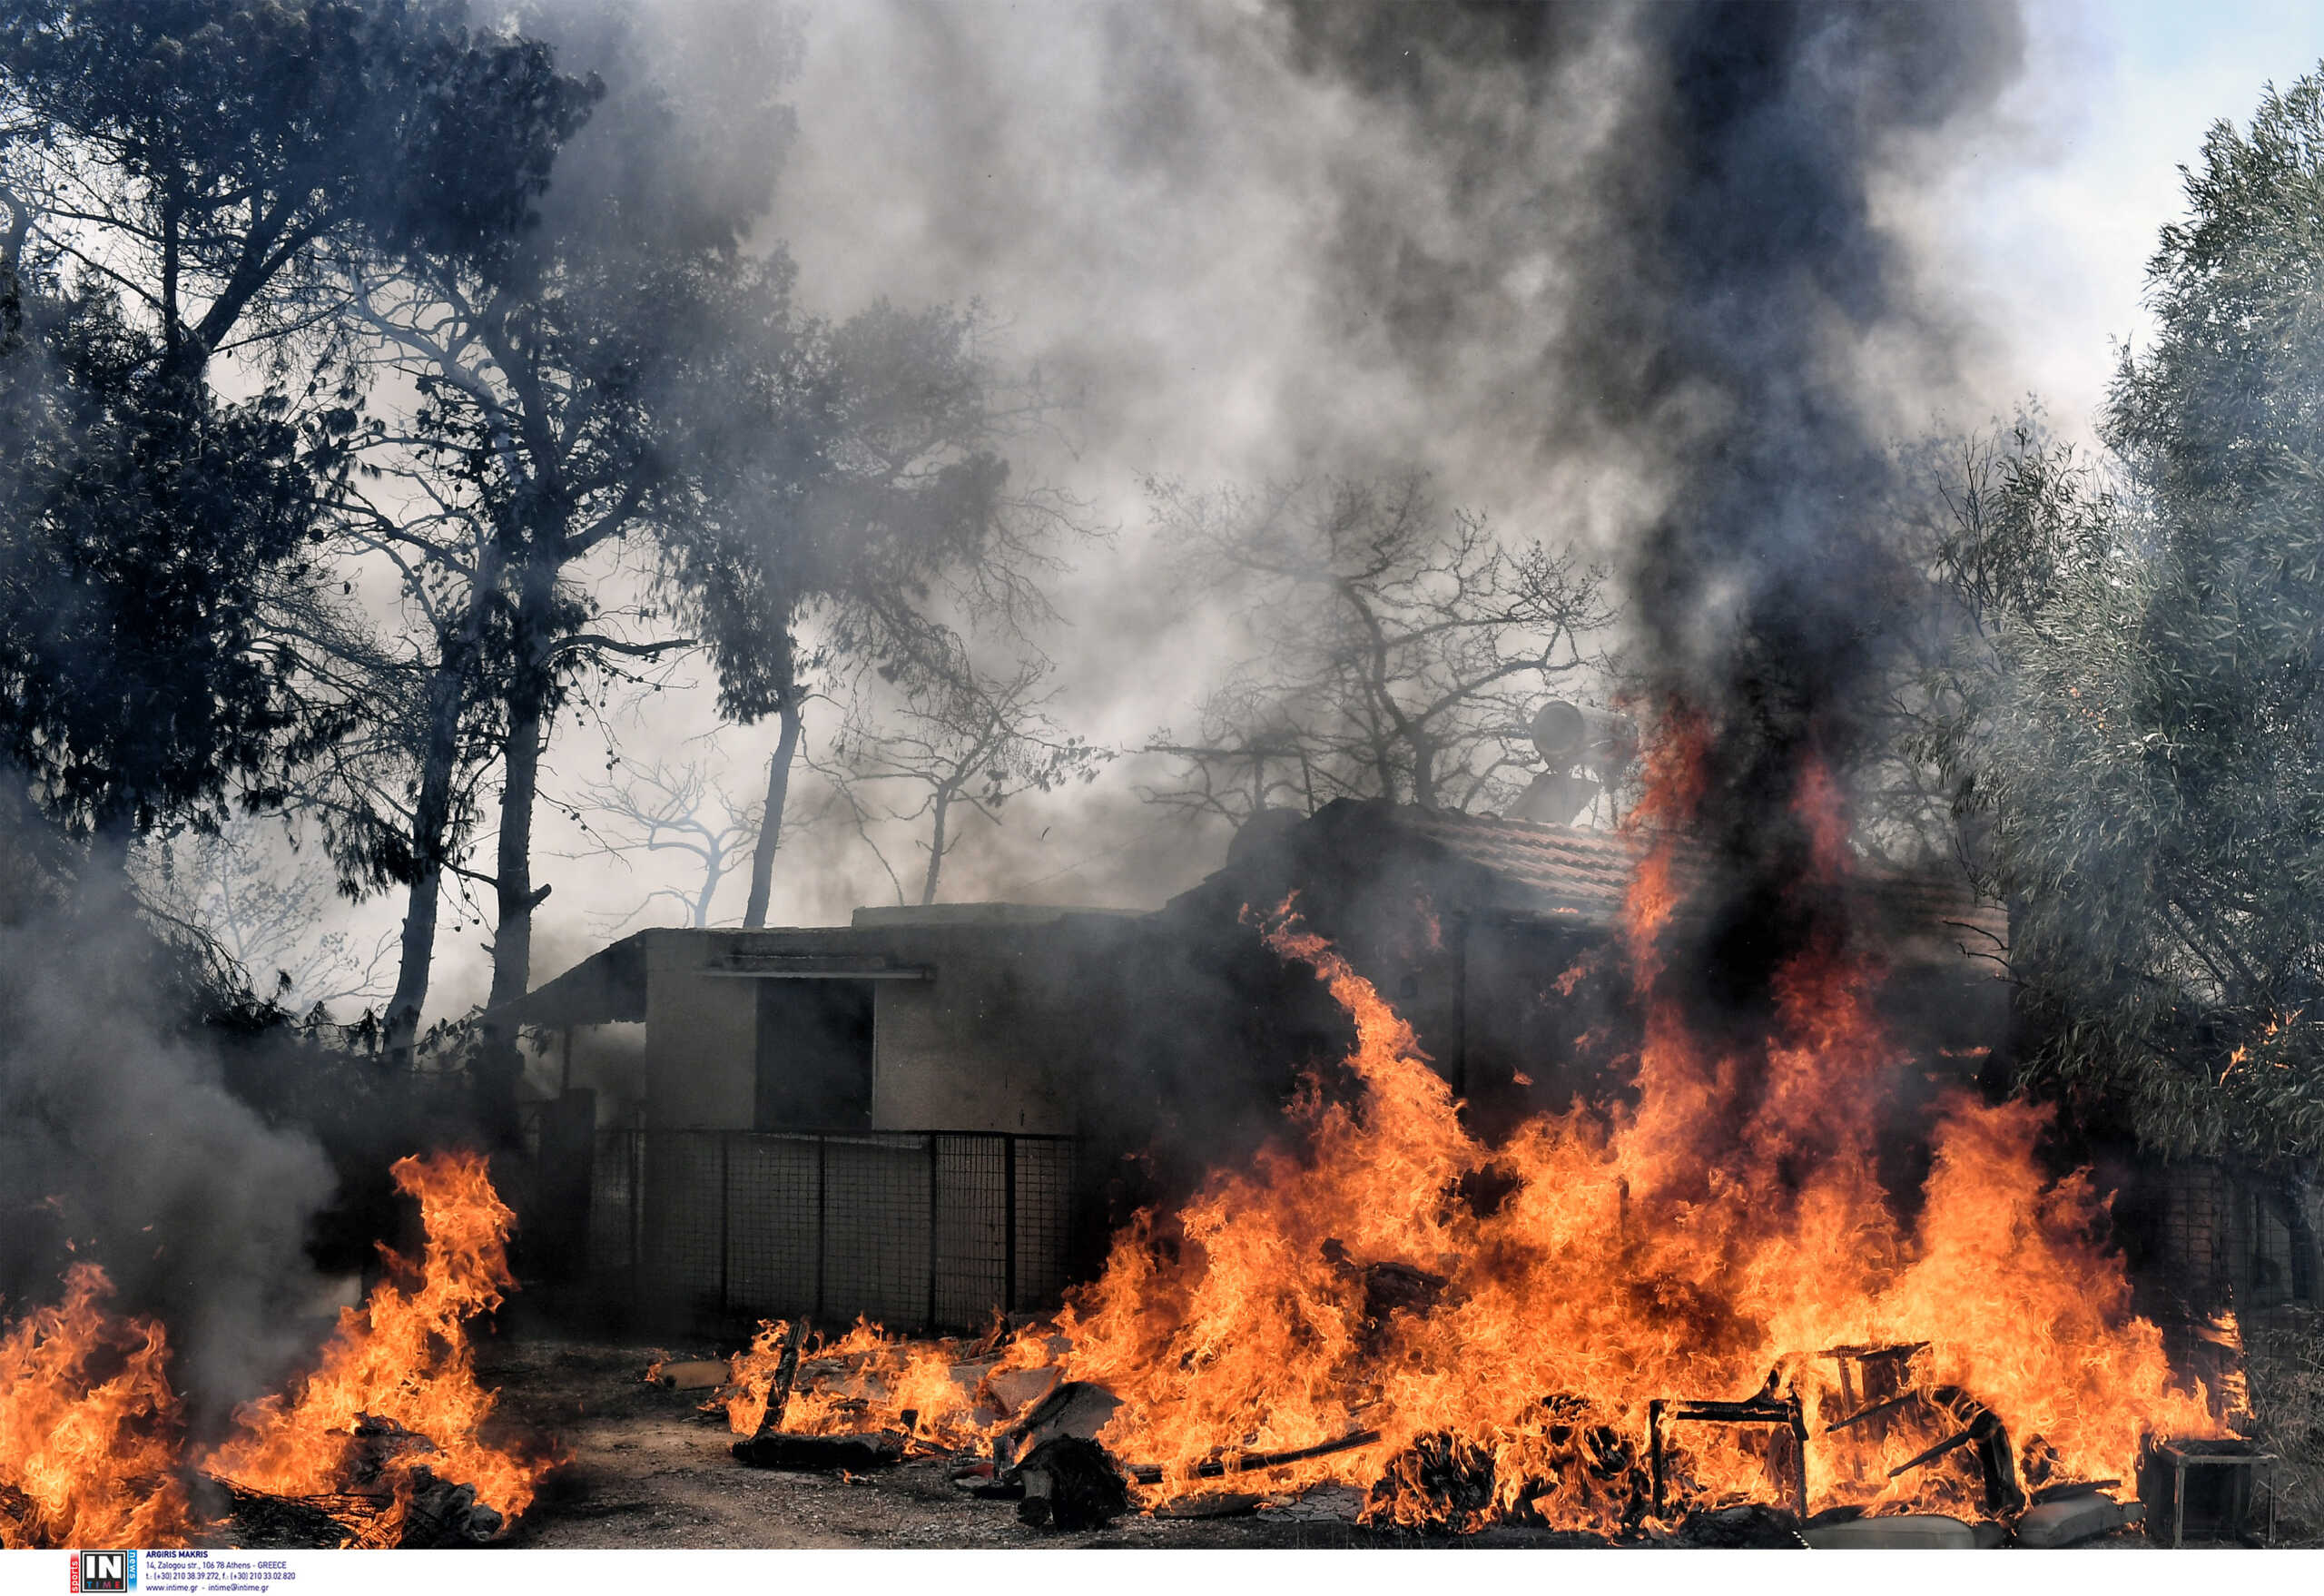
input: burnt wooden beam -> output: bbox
[1124,1428,1384,1486]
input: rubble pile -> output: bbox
[662,1315,2253,1546]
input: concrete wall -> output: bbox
[870,929,1077,1133]
[642,931,758,1128]
[635,913,1139,1135]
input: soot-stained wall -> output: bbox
[613,803,2009,1235]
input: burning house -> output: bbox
[632,743,2270,1542]
[5,0,2318,1554]
[1164,796,2011,1139]
[508,795,2025,1345]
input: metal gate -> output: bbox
[586,1128,1080,1334]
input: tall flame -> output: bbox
[1032,730,2221,1528]
[707,732,2227,1530]
[0,1265,196,1549]
[202,1149,549,1542]
[749,718,2227,1531]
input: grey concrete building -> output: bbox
[514,799,2019,1335]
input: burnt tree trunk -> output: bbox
[742,671,803,930]
[384,552,501,1061]
[479,552,558,1145]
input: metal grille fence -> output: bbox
[2152,1161,2321,1311]
[587,1128,1080,1335]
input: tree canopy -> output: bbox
[0,0,1066,1123]
[0,0,591,845]
[1933,71,2324,1167]
[1141,475,1612,825]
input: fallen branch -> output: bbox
[1825,1390,1919,1433]
[766,1321,805,1432]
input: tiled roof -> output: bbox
[1351,803,2010,951]
[1384,806,1641,919]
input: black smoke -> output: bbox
[1284,2,2023,1028]
[0,810,337,1431]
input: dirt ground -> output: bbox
[466,1333,2217,1552]
[478,1335,1465,1551]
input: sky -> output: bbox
[263,0,2324,1033]
[1921,0,2324,436]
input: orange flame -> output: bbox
[673,714,2230,1532]
[201,1150,549,1542]
[1035,724,2222,1527]
[722,1317,1059,1449]
[0,1265,197,1549]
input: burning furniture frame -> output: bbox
[1646,1393,1810,1520]
[2140,1438,2280,1547]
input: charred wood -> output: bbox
[200,1477,365,1550]
[1016,1436,1130,1532]
[1365,1431,1495,1532]
[1825,1390,1919,1433]
[1320,1238,1448,1351]
[199,1469,497,1550]
[1648,1386,1809,1520]
[398,1466,505,1547]
[1885,1388,2024,1516]
[1124,1428,1384,1485]
[766,1320,805,1432]
[350,1414,436,1476]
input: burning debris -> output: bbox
[1015,1437,1131,1532]
[675,734,2245,1543]
[0,1150,550,1551]
[0,1265,196,1548]
[200,1150,551,1545]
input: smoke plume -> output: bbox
[688,1,2024,917]
[0,818,335,1430]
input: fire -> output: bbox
[691,713,2229,1534]
[1026,724,2222,1529]
[201,1150,549,1543]
[0,1151,546,1550]
[722,1317,1057,1451]
[0,1265,198,1549]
